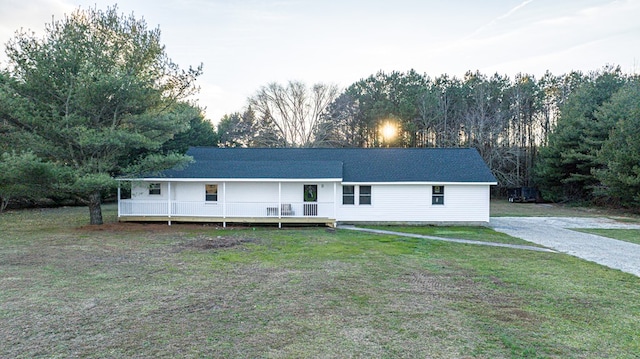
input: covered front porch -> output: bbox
[117,180,339,227]
[118,200,336,227]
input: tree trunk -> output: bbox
[88,191,103,225]
[0,196,9,212]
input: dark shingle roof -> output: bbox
[163,160,343,179]
[159,147,497,183]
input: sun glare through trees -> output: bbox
[380,121,398,145]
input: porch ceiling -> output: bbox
[162,160,343,180]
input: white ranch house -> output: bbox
[117,147,497,227]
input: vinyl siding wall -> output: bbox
[129,181,490,223]
[336,184,490,223]
[132,181,336,203]
[131,182,172,200]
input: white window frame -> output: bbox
[149,183,161,196]
[432,185,444,205]
[359,185,372,205]
[205,184,218,202]
[342,185,355,205]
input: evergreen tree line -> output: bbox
[218,67,640,208]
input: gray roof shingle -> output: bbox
[163,160,343,179]
[159,147,497,183]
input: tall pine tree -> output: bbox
[534,67,626,202]
[0,6,201,224]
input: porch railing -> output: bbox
[118,200,334,219]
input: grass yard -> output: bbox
[491,199,640,221]
[361,225,545,247]
[573,228,640,246]
[1,205,639,358]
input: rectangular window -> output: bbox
[342,185,355,205]
[149,183,161,195]
[432,185,444,205]
[359,185,372,205]
[205,184,218,202]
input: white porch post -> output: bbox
[117,182,121,218]
[333,182,337,222]
[278,182,282,228]
[167,181,172,226]
[222,182,226,228]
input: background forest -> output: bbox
[218,67,640,209]
[1,6,639,223]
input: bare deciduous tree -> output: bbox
[248,81,339,147]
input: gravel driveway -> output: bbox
[490,217,640,277]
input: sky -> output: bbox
[1,0,639,124]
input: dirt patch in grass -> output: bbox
[183,235,259,250]
[76,221,226,233]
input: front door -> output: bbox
[303,184,318,216]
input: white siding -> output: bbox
[125,181,490,223]
[174,182,206,202]
[135,181,339,204]
[336,184,490,223]
[225,182,279,202]
[131,181,170,200]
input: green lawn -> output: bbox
[574,228,640,246]
[491,199,640,221]
[361,225,545,247]
[1,205,639,358]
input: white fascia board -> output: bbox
[118,178,343,183]
[340,181,498,186]
[117,178,496,186]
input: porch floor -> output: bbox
[118,216,336,227]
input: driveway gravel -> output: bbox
[490,217,640,277]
